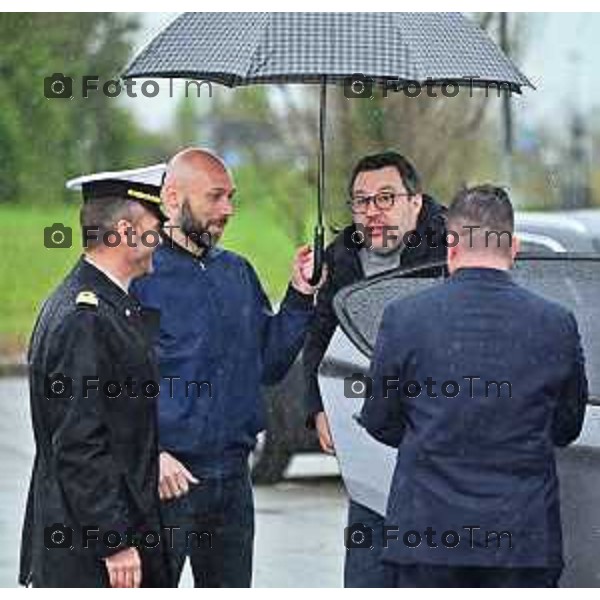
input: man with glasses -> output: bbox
[303,151,447,587]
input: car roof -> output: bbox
[515,209,600,253]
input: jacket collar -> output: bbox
[451,267,513,282]
[159,231,222,264]
[84,255,129,293]
[74,257,139,311]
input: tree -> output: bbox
[0,13,167,205]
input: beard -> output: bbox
[179,198,223,249]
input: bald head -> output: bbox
[164,148,230,192]
[161,147,236,250]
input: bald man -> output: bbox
[131,149,320,587]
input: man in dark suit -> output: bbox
[20,170,172,587]
[361,184,588,587]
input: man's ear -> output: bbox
[446,232,460,274]
[511,234,520,261]
[447,242,459,262]
[115,218,133,245]
[161,182,179,214]
[411,193,423,213]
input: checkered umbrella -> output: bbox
[123,12,532,283]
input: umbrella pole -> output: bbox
[318,78,326,230]
[309,78,326,286]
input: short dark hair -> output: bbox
[447,184,514,253]
[348,151,422,197]
[80,197,141,250]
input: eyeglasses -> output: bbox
[347,192,413,214]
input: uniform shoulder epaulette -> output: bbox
[75,290,99,308]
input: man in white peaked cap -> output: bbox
[20,166,172,588]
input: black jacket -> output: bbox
[362,268,588,567]
[19,259,170,587]
[302,195,447,422]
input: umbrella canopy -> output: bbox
[123,12,532,284]
[125,12,530,91]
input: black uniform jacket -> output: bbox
[19,258,170,587]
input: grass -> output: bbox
[0,199,307,357]
[0,205,81,354]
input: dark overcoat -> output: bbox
[19,258,170,587]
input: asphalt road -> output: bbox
[0,376,346,588]
[9,372,600,587]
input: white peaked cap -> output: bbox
[66,163,167,191]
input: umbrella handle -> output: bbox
[307,79,327,288]
[308,224,325,287]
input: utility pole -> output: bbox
[498,12,517,203]
[561,46,592,209]
[499,12,513,156]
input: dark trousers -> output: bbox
[160,470,254,587]
[344,500,391,587]
[386,563,562,588]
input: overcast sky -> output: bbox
[121,12,600,135]
[517,13,600,129]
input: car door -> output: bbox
[318,255,600,587]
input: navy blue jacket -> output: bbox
[361,267,587,568]
[132,239,314,476]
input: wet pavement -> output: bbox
[0,376,346,587]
